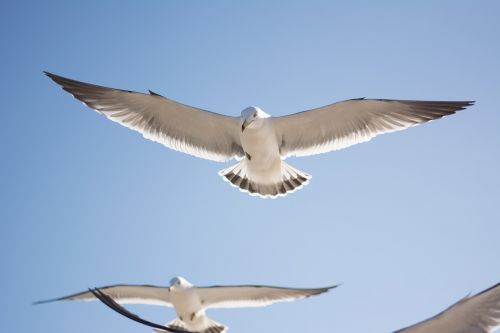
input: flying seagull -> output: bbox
[39,282,500,333]
[395,282,500,333]
[35,276,339,333]
[45,72,474,198]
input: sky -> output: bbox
[1,1,500,333]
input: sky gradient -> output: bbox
[1,1,500,333]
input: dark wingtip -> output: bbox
[325,283,342,292]
[43,71,62,84]
[148,90,163,97]
[456,100,475,111]
[43,71,56,78]
[32,297,59,305]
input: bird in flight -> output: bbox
[45,72,473,198]
[37,281,500,333]
[35,276,338,333]
[394,282,500,333]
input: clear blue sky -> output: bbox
[1,1,499,333]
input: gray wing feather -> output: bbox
[395,283,500,333]
[34,284,172,307]
[45,72,244,162]
[196,284,339,309]
[273,99,473,158]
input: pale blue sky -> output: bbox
[1,1,500,333]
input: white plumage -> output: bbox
[35,276,338,333]
[36,281,500,333]
[46,72,473,198]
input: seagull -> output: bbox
[45,72,474,198]
[35,276,339,333]
[395,282,500,333]
[39,281,500,333]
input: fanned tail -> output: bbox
[219,160,311,198]
[155,317,227,333]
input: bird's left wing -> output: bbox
[272,99,473,158]
[195,284,339,309]
[45,72,244,162]
[394,282,500,333]
[34,284,173,306]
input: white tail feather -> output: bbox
[156,317,227,333]
[219,160,311,198]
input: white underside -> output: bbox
[166,288,227,333]
[240,118,282,184]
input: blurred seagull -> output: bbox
[36,280,500,333]
[45,72,473,198]
[35,276,338,333]
[395,282,500,333]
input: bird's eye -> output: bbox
[177,281,180,285]
[253,113,256,117]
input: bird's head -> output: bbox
[168,276,192,291]
[240,106,269,132]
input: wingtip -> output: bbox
[327,283,342,291]
[457,100,475,111]
[43,71,61,82]
[148,90,163,97]
[32,298,57,305]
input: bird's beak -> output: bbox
[241,119,252,132]
[167,287,171,292]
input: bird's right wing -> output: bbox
[394,283,500,333]
[196,284,338,309]
[34,284,173,307]
[45,72,244,162]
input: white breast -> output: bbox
[240,118,282,184]
[170,288,203,319]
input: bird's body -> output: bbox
[167,281,223,333]
[35,276,338,333]
[220,107,311,196]
[45,72,474,198]
[169,284,200,323]
[239,113,281,184]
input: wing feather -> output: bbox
[45,72,244,162]
[196,284,339,309]
[273,99,473,158]
[395,283,500,333]
[89,288,192,333]
[34,284,172,307]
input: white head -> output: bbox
[168,276,192,291]
[240,106,270,132]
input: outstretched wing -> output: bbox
[196,284,339,309]
[395,283,500,333]
[45,72,244,162]
[34,284,172,307]
[273,99,473,158]
[89,288,195,333]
